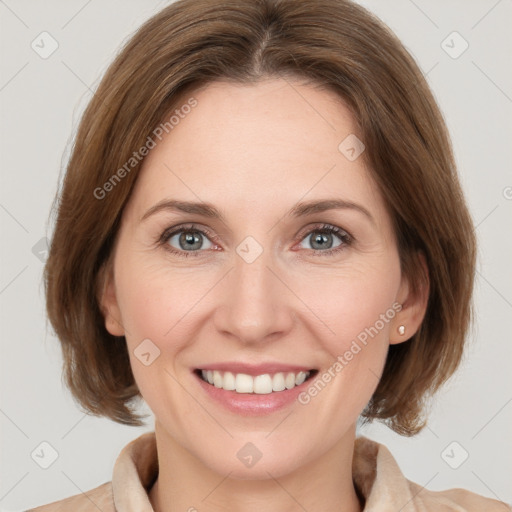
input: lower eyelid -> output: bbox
[160,225,352,256]
[163,229,215,252]
[299,237,351,256]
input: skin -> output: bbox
[101,78,428,512]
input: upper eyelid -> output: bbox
[161,223,351,249]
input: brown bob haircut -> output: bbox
[44,0,476,435]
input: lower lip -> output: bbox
[194,371,314,416]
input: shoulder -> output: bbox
[26,481,114,512]
[354,436,511,512]
[408,481,511,511]
[25,431,157,512]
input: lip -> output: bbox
[192,365,317,416]
[196,362,314,376]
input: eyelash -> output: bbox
[158,223,353,258]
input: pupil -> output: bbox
[311,232,332,250]
[180,232,202,250]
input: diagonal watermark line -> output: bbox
[163,368,234,438]
[471,0,503,30]
[61,0,94,29]
[61,61,118,119]
[0,0,29,28]
[476,270,512,309]
[108,312,131,337]
[266,471,310,511]
[0,408,29,438]
[265,410,294,438]
[472,61,512,104]
[283,76,337,131]
[266,164,337,234]
[163,267,234,336]
[425,61,439,76]
[0,266,28,295]
[61,60,95,94]
[367,368,440,438]
[0,62,29,92]
[475,204,499,229]
[368,368,381,381]
[201,471,234,502]
[425,424,439,439]
[163,163,231,234]
[61,376,135,440]
[398,472,439,511]
[0,472,29,501]
[0,203,29,232]
[61,471,106,512]
[471,396,512,439]
[265,266,336,335]
[471,471,506,503]
[61,414,88,440]
[407,0,439,29]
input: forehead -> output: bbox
[162,78,358,168]
[127,78,385,222]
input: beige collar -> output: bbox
[111,432,421,511]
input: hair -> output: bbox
[44,0,476,435]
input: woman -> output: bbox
[30,0,509,510]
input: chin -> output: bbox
[209,453,303,481]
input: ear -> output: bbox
[97,260,125,337]
[389,252,429,345]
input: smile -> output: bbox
[196,369,317,394]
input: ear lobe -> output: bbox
[97,261,125,337]
[390,252,429,345]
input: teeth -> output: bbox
[285,372,296,389]
[200,370,311,393]
[213,370,223,388]
[295,371,308,386]
[272,373,286,391]
[254,374,273,394]
[235,373,253,393]
[223,371,236,390]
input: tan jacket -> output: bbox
[28,432,510,511]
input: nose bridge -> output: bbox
[233,249,272,302]
[214,244,293,342]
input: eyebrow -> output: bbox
[289,199,374,224]
[140,198,374,225]
[141,200,224,222]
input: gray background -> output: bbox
[1,0,511,510]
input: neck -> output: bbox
[149,422,363,512]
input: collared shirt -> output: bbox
[27,432,509,511]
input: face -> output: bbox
[101,78,425,479]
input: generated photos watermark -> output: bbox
[93,97,198,200]
[297,302,402,405]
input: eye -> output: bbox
[160,224,217,257]
[159,222,352,258]
[297,224,352,255]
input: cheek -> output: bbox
[289,258,401,420]
[112,257,190,387]
[289,258,401,354]
[113,255,224,394]
[117,248,401,363]
[114,263,198,414]
[115,253,209,339]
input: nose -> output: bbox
[213,251,295,345]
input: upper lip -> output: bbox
[195,362,316,376]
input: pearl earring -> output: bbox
[398,325,405,335]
